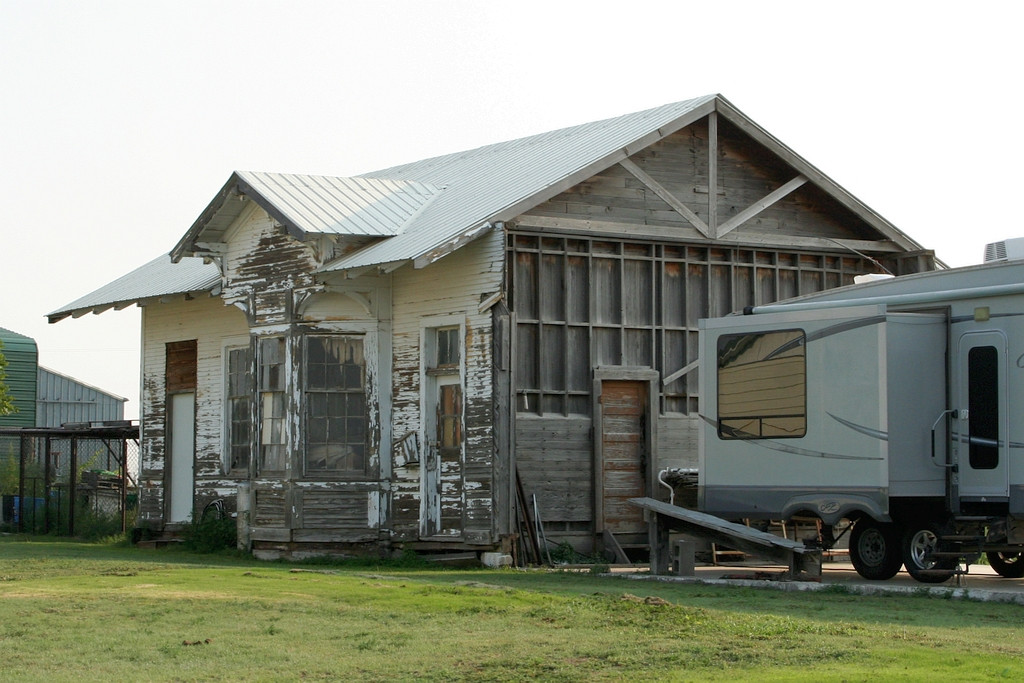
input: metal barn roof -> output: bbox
[321,93,923,272]
[48,255,220,323]
[236,172,444,238]
[327,96,722,271]
[51,95,928,321]
[170,172,446,260]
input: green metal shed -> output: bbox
[0,326,38,428]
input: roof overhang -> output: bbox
[171,172,288,261]
[48,254,221,323]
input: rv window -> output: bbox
[717,329,806,439]
[967,345,999,470]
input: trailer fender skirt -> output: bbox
[781,493,889,526]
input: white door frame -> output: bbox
[167,391,196,523]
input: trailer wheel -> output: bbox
[902,524,955,583]
[986,551,1024,578]
[849,519,902,580]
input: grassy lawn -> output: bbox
[1,536,1021,681]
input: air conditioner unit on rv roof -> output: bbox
[984,237,1024,262]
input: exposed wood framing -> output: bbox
[708,111,718,237]
[714,99,920,252]
[716,175,808,237]
[513,215,902,253]
[619,158,710,237]
[662,359,699,387]
[478,290,503,314]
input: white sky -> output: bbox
[2,1,1021,421]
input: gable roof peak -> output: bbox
[171,170,446,261]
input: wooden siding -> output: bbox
[220,207,392,547]
[658,415,699,470]
[390,230,504,544]
[253,487,287,528]
[138,295,249,526]
[222,208,318,321]
[515,416,592,525]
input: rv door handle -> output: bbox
[930,410,956,468]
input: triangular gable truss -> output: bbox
[516,105,911,256]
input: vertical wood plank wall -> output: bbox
[506,117,902,550]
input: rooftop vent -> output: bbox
[984,237,1024,262]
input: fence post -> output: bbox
[44,437,52,534]
[18,435,27,533]
[69,436,77,537]
[119,438,127,533]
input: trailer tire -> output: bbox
[850,519,902,580]
[987,551,1024,578]
[902,524,955,583]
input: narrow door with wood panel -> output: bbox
[423,377,462,537]
[597,380,648,545]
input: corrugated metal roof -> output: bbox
[48,255,220,322]
[56,94,929,321]
[321,96,720,272]
[236,171,443,238]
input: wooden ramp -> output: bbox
[629,497,821,581]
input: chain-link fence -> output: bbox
[0,425,139,537]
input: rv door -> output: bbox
[954,331,1009,501]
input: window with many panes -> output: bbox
[434,327,460,370]
[259,337,287,471]
[226,346,252,472]
[304,335,367,474]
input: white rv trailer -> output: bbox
[698,257,1024,583]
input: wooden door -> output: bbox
[598,380,647,542]
[422,377,461,537]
